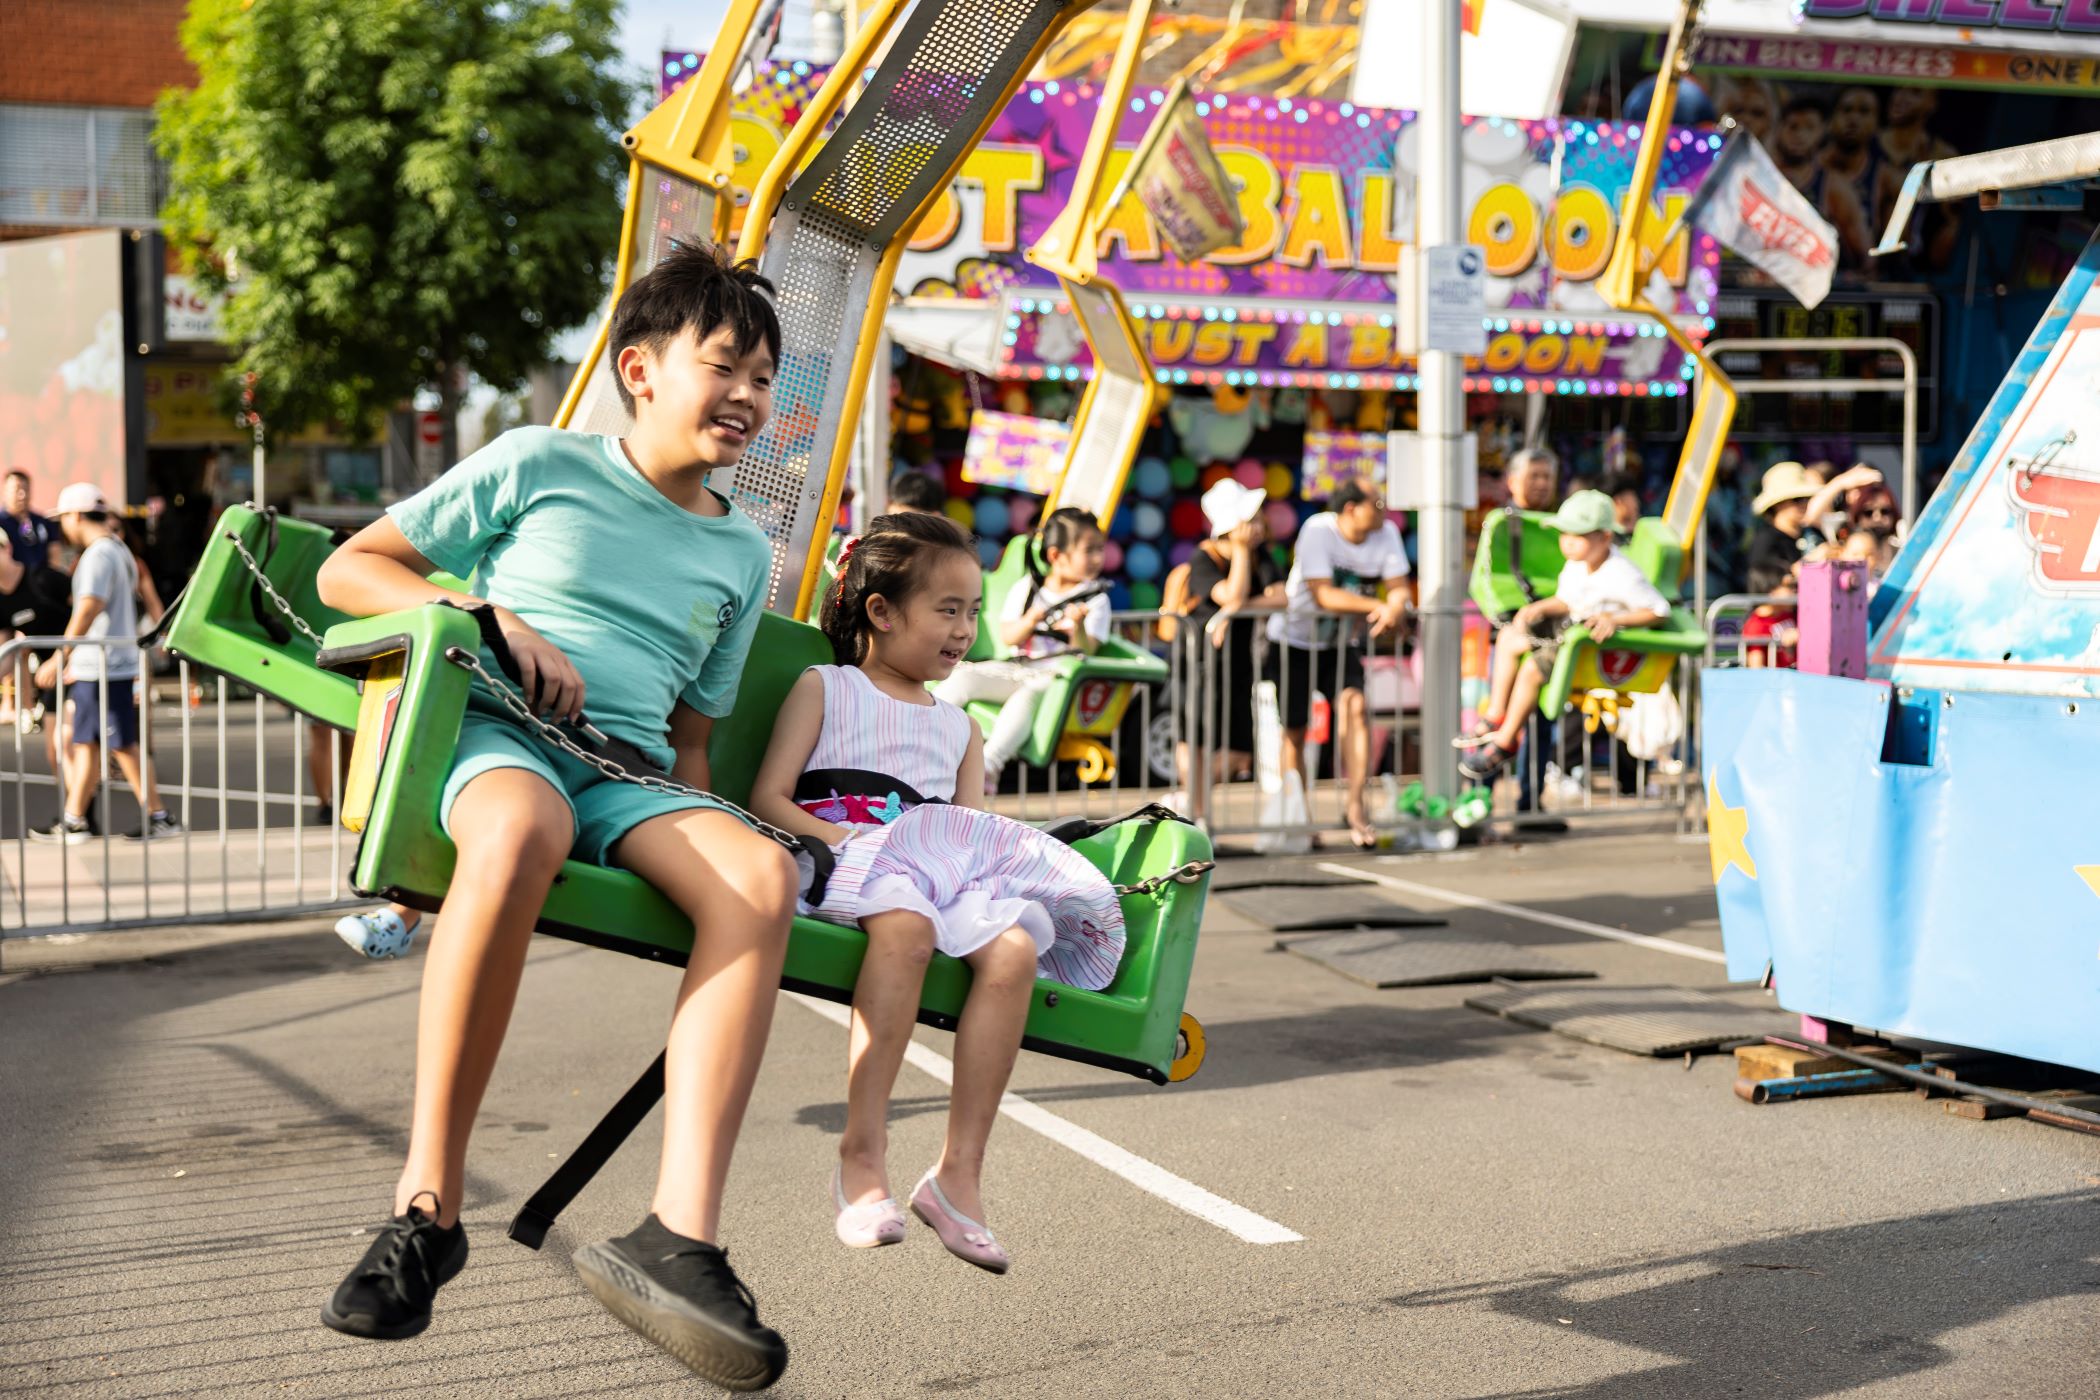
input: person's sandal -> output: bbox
[1458,743,1515,785]
[831,1163,906,1248]
[909,1169,1009,1274]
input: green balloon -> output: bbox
[1128,580,1162,611]
[1168,455,1199,490]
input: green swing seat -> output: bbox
[1468,510,1705,717]
[963,538,1169,771]
[163,519,1211,1243]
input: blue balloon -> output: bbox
[1124,541,1162,581]
[974,495,1009,537]
[1133,456,1172,500]
[1108,581,1133,611]
[1108,506,1137,541]
[978,537,1004,569]
[1132,502,1166,540]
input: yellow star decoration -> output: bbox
[2075,867,2100,899]
[1707,775,1757,885]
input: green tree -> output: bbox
[157,0,634,465]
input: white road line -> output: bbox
[785,993,1303,1245]
[1316,862,1730,966]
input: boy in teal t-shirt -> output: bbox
[316,243,793,1388]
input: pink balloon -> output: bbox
[1234,459,1265,489]
[1007,497,1037,534]
[1265,499,1299,540]
[1101,539,1124,573]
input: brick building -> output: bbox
[0,0,193,239]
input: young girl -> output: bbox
[752,511,1125,1274]
[933,507,1109,793]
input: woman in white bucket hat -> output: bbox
[1167,478,1284,820]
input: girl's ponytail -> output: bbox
[821,510,979,666]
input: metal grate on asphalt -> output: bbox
[1464,983,1797,1056]
[1221,885,1447,932]
[1207,858,1367,893]
[1277,928,1594,988]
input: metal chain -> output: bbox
[1114,859,1215,899]
[446,645,1213,899]
[444,647,807,853]
[225,530,328,647]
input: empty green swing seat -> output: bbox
[1468,509,1705,717]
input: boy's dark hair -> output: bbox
[1603,471,1642,501]
[4,469,28,487]
[1329,478,1381,514]
[608,241,781,415]
[1781,94,1828,122]
[888,469,946,513]
[823,510,979,666]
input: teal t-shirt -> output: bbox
[388,426,771,766]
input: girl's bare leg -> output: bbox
[838,910,936,1205]
[935,927,1038,1222]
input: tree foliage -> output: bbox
[157,0,635,444]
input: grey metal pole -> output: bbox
[1415,0,1465,800]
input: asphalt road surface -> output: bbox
[3,832,2095,1398]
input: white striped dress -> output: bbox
[796,665,1127,991]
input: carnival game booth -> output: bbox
[670,47,1731,610]
[168,0,1215,1251]
[1702,134,2100,1077]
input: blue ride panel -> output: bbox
[1708,222,2100,1075]
[1704,668,2100,1076]
[1869,233,2100,698]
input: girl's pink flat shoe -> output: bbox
[832,1164,906,1249]
[909,1169,1009,1274]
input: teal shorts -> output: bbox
[439,706,738,866]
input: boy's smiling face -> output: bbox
[621,323,774,470]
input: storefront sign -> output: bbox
[163,274,228,342]
[667,56,1724,390]
[1301,430,1390,500]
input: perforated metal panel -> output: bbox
[729,0,1082,614]
[1055,279,1157,521]
[561,166,725,439]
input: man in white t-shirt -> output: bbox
[1458,490,1668,784]
[1265,478,1414,847]
[30,483,178,843]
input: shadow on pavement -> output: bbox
[1385,1187,2100,1399]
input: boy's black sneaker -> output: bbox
[320,1202,468,1340]
[575,1216,788,1391]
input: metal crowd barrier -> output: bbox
[0,635,360,938]
[988,606,1698,844]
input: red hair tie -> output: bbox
[834,535,860,607]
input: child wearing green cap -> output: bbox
[1458,489,1668,783]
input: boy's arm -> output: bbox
[667,702,714,794]
[1516,595,1570,625]
[320,516,585,721]
[749,672,851,844]
[1307,578,1384,616]
[1584,606,1664,643]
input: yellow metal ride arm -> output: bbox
[727,0,1110,619]
[1596,0,1737,561]
[1025,0,1170,532]
[555,0,776,436]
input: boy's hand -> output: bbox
[1514,601,1547,628]
[33,654,59,691]
[1368,597,1408,640]
[495,609,586,721]
[1587,615,1618,644]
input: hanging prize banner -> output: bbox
[961,410,1070,494]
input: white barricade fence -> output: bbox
[0,636,360,938]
